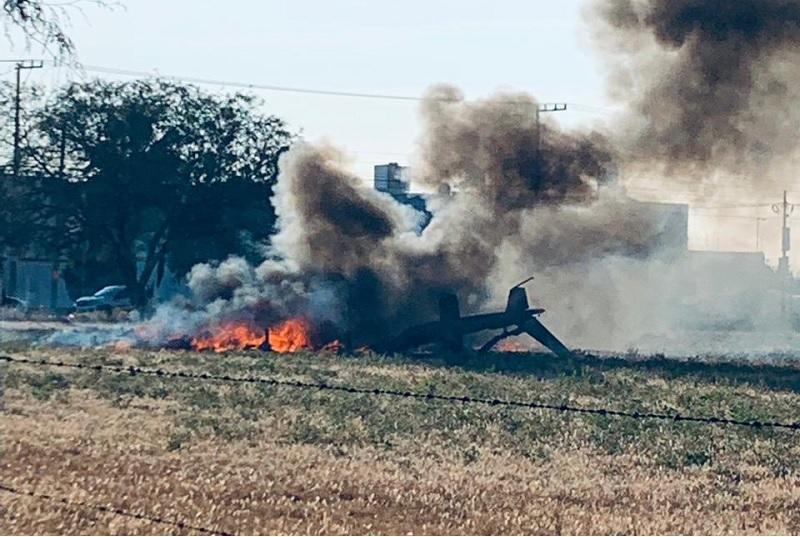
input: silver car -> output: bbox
[74,285,133,313]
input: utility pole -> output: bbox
[772,191,795,320]
[535,103,567,161]
[2,59,44,180]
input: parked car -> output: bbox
[74,285,134,313]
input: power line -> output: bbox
[691,214,780,221]
[563,102,616,115]
[628,193,781,211]
[349,150,412,158]
[0,483,231,535]
[82,64,427,102]
[626,191,775,205]
[3,354,799,432]
[79,64,593,109]
[691,203,774,210]
[625,185,790,197]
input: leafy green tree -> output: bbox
[6,79,292,307]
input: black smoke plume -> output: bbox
[593,0,800,183]
[176,85,665,347]
[47,84,719,352]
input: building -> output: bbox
[374,163,431,230]
[374,163,410,195]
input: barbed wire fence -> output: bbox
[3,354,799,431]
[3,351,800,534]
[0,483,231,535]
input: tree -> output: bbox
[2,0,113,59]
[6,79,292,307]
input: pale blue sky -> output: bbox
[1,1,786,259]
[2,0,610,177]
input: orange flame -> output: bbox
[268,317,312,353]
[188,317,330,353]
[191,321,266,352]
[496,339,532,353]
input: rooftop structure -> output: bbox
[374,163,410,195]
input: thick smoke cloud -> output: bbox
[418,86,614,209]
[177,85,683,350]
[593,0,800,184]
[44,4,800,354]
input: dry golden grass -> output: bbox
[3,346,800,534]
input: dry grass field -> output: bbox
[3,344,800,534]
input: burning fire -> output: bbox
[496,339,534,353]
[186,317,333,353]
[268,318,312,352]
[191,321,267,352]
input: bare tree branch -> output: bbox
[2,0,115,59]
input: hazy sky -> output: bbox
[0,0,789,261]
[2,0,609,174]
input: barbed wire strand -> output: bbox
[2,354,798,432]
[0,483,232,535]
